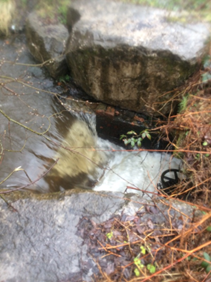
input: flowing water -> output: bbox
[0,36,181,198]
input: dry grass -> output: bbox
[0,0,15,36]
[85,44,211,282]
[79,195,211,282]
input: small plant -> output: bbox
[133,246,156,277]
[120,129,151,147]
[206,226,211,232]
[106,231,113,240]
[58,74,70,83]
[201,252,211,274]
[134,257,144,277]
[36,0,69,25]
[179,94,189,113]
[202,55,211,83]
[147,264,156,274]
[140,245,146,255]
[58,4,68,24]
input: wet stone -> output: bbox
[26,12,69,78]
[65,0,210,115]
[0,190,202,282]
[0,191,125,282]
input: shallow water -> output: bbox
[0,35,181,196]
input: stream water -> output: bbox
[0,35,181,198]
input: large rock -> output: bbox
[65,0,210,115]
[26,12,69,78]
[0,190,201,282]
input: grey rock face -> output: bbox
[26,12,69,78]
[0,190,201,282]
[66,0,210,115]
[0,190,125,282]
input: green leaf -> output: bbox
[147,264,156,274]
[206,226,211,232]
[203,55,211,68]
[120,135,127,140]
[127,131,137,135]
[134,268,140,277]
[203,141,208,146]
[206,265,211,273]
[146,133,151,140]
[137,139,142,147]
[134,258,144,268]
[201,261,210,268]
[140,246,146,255]
[131,140,135,147]
[202,72,211,83]
[124,140,128,145]
[205,154,210,157]
[203,252,211,262]
[187,256,191,261]
[141,132,146,138]
[134,257,140,266]
[106,232,113,240]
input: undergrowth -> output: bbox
[94,43,211,282]
[35,0,69,25]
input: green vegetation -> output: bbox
[201,252,211,274]
[0,0,70,36]
[120,129,151,147]
[121,0,211,12]
[58,74,70,84]
[178,94,189,113]
[36,0,70,25]
[202,55,211,83]
[106,231,113,240]
[120,0,211,22]
[133,246,156,277]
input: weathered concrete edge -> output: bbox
[2,188,203,218]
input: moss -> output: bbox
[35,0,70,25]
[0,188,93,203]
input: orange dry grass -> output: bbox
[173,85,211,205]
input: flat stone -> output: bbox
[65,0,210,115]
[0,190,203,282]
[26,12,69,78]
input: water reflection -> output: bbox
[0,36,108,193]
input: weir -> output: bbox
[45,108,181,197]
[0,35,181,197]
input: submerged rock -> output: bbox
[65,0,210,115]
[26,12,69,78]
